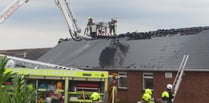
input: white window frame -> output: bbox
[118,72,127,89]
[143,73,153,90]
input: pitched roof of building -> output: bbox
[38,27,209,71]
[0,48,51,60]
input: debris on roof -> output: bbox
[117,26,209,40]
[38,26,209,71]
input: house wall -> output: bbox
[116,71,143,103]
[115,71,209,103]
[175,72,209,103]
[153,72,175,99]
[127,72,143,103]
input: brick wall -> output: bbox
[117,71,143,103]
[116,71,209,103]
[175,71,209,103]
[153,72,176,99]
[127,72,143,103]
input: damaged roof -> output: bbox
[38,28,209,71]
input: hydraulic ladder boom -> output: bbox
[55,0,82,41]
[0,0,84,40]
[0,0,28,24]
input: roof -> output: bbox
[38,27,209,71]
[0,48,51,60]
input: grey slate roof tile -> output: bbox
[38,29,209,71]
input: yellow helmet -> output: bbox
[142,93,151,102]
[145,88,152,96]
[161,91,169,98]
[90,92,100,101]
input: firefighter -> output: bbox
[145,88,152,97]
[109,18,117,36]
[161,84,174,103]
[141,89,154,103]
[142,93,153,103]
[87,17,96,37]
[108,73,118,103]
[87,17,94,25]
[161,90,169,103]
[90,92,100,103]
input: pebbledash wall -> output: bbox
[108,70,209,103]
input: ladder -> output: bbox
[172,54,189,101]
[0,54,82,71]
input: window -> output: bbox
[118,72,127,89]
[143,73,153,89]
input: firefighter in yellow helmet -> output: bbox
[145,88,152,96]
[142,93,151,103]
[162,90,169,100]
[90,92,100,103]
[141,89,154,103]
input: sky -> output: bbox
[0,0,209,50]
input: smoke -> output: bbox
[99,40,129,67]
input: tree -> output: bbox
[0,56,38,103]
[0,56,15,103]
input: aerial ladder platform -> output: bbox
[0,0,117,41]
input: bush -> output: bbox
[0,56,38,103]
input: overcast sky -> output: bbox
[1,0,209,50]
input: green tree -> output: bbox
[0,56,38,103]
[0,56,15,103]
[10,74,37,103]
